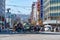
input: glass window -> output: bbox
[44,2,49,8]
[50,0,58,4]
[50,13,59,17]
[50,6,60,10]
[59,13,60,16]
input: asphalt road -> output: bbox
[0,34,60,40]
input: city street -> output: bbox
[0,34,60,40]
[0,0,60,40]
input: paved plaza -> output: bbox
[0,34,60,40]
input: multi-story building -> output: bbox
[30,2,36,25]
[31,2,35,21]
[43,0,50,21]
[0,0,5,28]
[43,0,60,21]
[36,0,43,26]
[30,2,39,25]
[30,0,43,25]
[33,2,38,22]
[43,0,60,24]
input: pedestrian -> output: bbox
[29,25,34,32]
[41,27,45,31]
[34,25,40,32]
[16,23,23,32]
[56,27,59,32]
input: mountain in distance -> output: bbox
[16,14,30,22]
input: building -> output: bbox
[30,0,43,26]
[30,2,35,21]
[36,0,43,26]
[0,0,5,28]
[37,0,40,20]
[30,2,37,25]
[32,2,37,22]
[43,0,60,32]
[43,0,60,27]
[43,0,50,21]
[43,0,60,21]
[30,0,43,25]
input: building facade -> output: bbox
[30,2,36,25]
[30,2,39,25]
[43,0,60,21]
[30,0,43,25]
[31,2,35,21]
[33,2,38,22]
[36,0,43,25]
[0,0,5,28]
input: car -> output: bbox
[23,23,30,32]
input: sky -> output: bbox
[6,0,37,15]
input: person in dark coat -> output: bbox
[16,23,24,32]
[29,25,34,32]
[34,25,40,32]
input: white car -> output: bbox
[44,25,52,31]
[44,27,49,31]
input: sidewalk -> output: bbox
[39,32,60,35]
[0,31,60,35]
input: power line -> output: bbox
[7,4,31,10]
[7,5,31,8]
[6,4,32,14]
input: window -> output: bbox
[50,13,59,17]
[50,6,60,10]
[50,0,60,4]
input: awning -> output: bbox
[44,25,52,27]
[43,20,60,24]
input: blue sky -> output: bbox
[6,0,37,15]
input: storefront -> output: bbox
[43,20,60,26]
[43,20,60,32]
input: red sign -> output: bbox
[37,2,40,11]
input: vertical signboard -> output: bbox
[40,0,43,20]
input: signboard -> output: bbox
[40,0,43,20]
